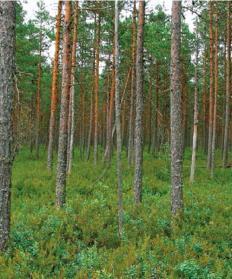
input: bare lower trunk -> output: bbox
[211,8,218,177]
[115,0,123,238]
[67,1,79,174]
[0,1,15,251]
[47,0,62,170]
[128,0,137,165]
[190,22,199,183]
[56,1,72,207]
[207,2,214,170]
[170,1,183,216]
[94,14,101,165]
[133,0,145,204]
[35,60,42,159]
[223,2,231,168]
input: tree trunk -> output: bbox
[67,1,79,175]
[190,22,199,183]
[35,31,42,159]
[56,1,72,208]
[0,1,15,251]
[170,1,183,216]
[94,14,101,165]
[128,0,137,165]
[115,0,123,238]
[86,50,95,161]
[202,49,207,153]
[47,0,63,170]
[211,7,218,177]
[133,0,145,205]
[223,1,231,168]
[104,47,115,163]
[207,1,214,170]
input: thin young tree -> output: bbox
[211,6,218,177]
[47,0,63,170]
[134,0,145,204]
[0,1,16,250]
[56,1,72,207]
[170,1,183,215]
[94,13,101,165]
[222,1,231,168]
[35,29,42,159]
[190,20,199,183]
[115,0,123,238]
[207,1,214,170]
[128,0,137,165]
[67,1,79,174]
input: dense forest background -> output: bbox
[0,0,231,278]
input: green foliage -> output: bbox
[0,148,231,278]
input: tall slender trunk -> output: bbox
[223,1,231,168]
[56,1,72,208]
[104,46,115,163]
[128,0,137,165]
[134,0,145,205]
[94,14,100,165]
[47,1,63,170]
[211,7,218,177]
[151,62,160,153]
[86,50,95,161]
[190,22,199,183]
[170,1,183,216]
[202,49,207,153]
[67,1,79,174]
[147,77,153,152]
[115,0,123,237]
[0,1,15,251]
[35,30,42,159]
[207,1,214,170]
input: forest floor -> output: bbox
[0,147,231,278]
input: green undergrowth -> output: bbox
[0,147,231,278]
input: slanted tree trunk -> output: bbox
[56,1,72,208]
[223,1,231,168]
[115,0,123,238]
[67,1,79,174]
[170,1,183,216]
[128,0,137,165]
[35,30,42,159]
[47,0,63,170]
[0,1,15,251]
[134,0,145,205]
[190,21,199,183]
[94,14,101,165]
[211,7,218,177]
[207,1,214,170]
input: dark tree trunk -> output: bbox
[0,1,15,251]
[56,1,72,208]
[133,0,145,204]
[170,1,183,216]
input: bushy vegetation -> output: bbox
[0,148,231,278]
